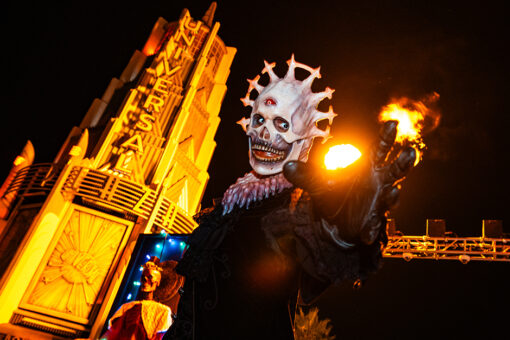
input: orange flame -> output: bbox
[378,93,440,165]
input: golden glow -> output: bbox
[142,43,157,56]
[68,146,82,157]
[13,156,26,166]
[379,103,425,146]
[378,93,440,165]
[27,209,127,319]
[324,144,362,170]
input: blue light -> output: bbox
[180,242,185,247]
[160,230,167,235]
[139,266,144,272]
[146,254,151,260]
[127,293,132,300]
[133,281,141,286]
[156,243,162,249]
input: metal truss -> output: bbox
[383,235,510,263]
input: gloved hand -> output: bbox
[283,121,416,245]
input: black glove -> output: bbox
[283,121,416,245]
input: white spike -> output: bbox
[294,60,320,75]
[240,94,254,107]
[247,75,264,93]
[313,106,337,125]
[284,54,297,81]
[309,87,335,106]
[237,117,250,132]
[301,66,322,88]
[325,105,337,125]
[321,127,332,144]
[262,60,279,82]
[309,125,331,143]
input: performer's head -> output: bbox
[141,256,163,293]
[237,55,336,176]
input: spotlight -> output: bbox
[403,252,413,262]
[458,254,470,264]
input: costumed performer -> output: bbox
[165,55,416,339]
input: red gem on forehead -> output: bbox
[264,97,277,106]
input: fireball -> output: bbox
[324,144,362,170]
[378,93,440,165]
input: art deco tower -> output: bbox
[0,4,235,339]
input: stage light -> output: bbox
[459,254,470,264]
[426,219,446,237]
[403,252,413,262]
[482,220,503,238]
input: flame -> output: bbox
[324,144,362,170]
[378,93,440,165]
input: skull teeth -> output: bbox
[251,143,286,162]
[255,154,285,162]
[252,144,285,156]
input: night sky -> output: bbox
[4,1,509,338]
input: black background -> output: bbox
[4,1,509,338]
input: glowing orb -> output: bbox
[378,93,440,166]
[324,144,362,170]
[379,103,425,146]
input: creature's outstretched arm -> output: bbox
[283,121,415,245]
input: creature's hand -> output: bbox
[283,121,416,245]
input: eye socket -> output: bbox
[252,114,265,128]
[274,117,290,132]
[264,97,277,106]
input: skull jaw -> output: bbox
[249,139,305,176]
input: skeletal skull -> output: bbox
[238,55,336,176]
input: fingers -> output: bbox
[378,184,401,212]
[372,120,398,165]
[385,146,416,184]
[283,161,326,196]
[361,184,400,244]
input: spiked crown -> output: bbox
[238,55,336,143]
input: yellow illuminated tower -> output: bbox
[0,3,235,339]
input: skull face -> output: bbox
[239,55,336,176]
[246,81,311,175]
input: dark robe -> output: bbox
[164,188,385,339]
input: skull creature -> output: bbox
[222,55,337,214]
[238,55,336,176]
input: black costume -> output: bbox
[164,120,416,339]
[164,188,385,339]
